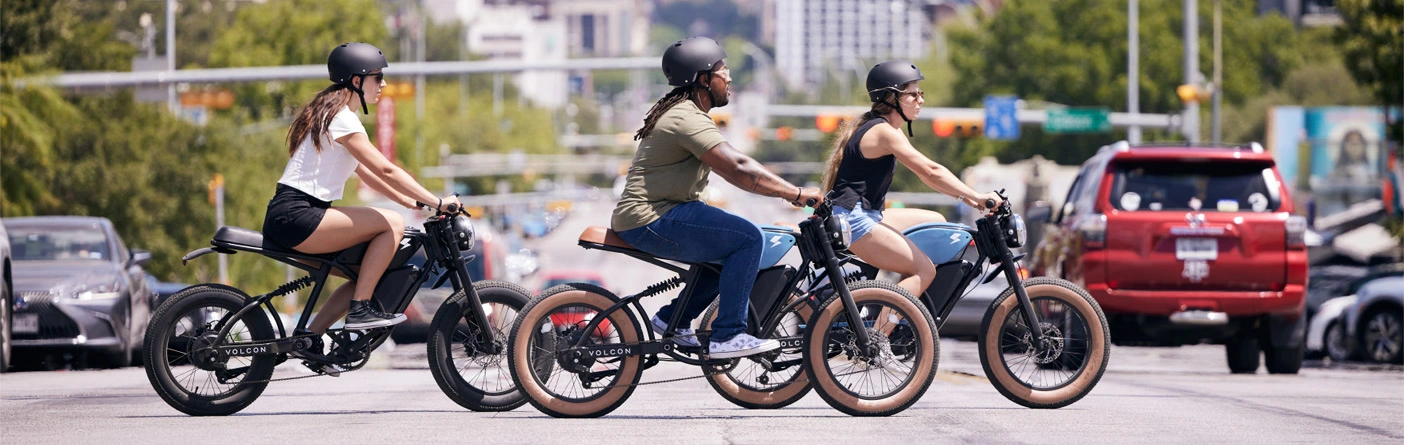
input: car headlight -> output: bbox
[1005,214,1027,248]
[74,281,122,300]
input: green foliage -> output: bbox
[1336,0,1403,141]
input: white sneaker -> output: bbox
[709,333,780,359]
[650,314,701,348]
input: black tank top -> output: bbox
[831,117,896,211]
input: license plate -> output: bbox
[1176,237,1218,260]
[13,313,39,334]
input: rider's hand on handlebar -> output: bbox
[439,194,463,213]
[973,192,1003,214]
[790,187,824,208]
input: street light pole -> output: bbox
[1128,0,1142,144]
[166,0,176,112]
[1212,0,1222,144]
[1183,0,1200,142]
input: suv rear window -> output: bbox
[1108,160,1282,212]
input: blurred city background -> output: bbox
[1,0,1401,371]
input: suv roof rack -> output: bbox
[1098,140,1264,153]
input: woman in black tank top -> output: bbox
[821,61,1004,299]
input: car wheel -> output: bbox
[1225,334,1261,374]
[1360,307,1403,364]
[1325,320,1353,362]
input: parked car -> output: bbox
[4,217,154,369]
[1306,295,1357,361]
[535,269,609,295]
[1028,141,1308,374]
[145,276,190,309]
[1342,274,1404,363]
[1,221,12,373]
[390,221,508,344]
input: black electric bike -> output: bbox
[505,199,940,418]
[845,190,1112,409]
[144,206,533,416]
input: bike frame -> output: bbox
[568,207,880,368]
[179,210,496,361]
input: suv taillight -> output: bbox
[1079,213,1107,249]
[1285,215,1307,248]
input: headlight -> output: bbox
[74,281,122,300]
[1005,214,1027,248]
[451,215,476,251]
[826,215,853,250]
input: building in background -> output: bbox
[773,0,931,89]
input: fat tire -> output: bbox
[427,280,533,412]
[978,277,1110,409]
[143,284,275,416]
[700,299,812,409]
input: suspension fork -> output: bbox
[444,243,496,348]
[815,236,874,353]
[981,225,1044,345]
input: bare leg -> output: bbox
[308,281,355,334]
[847,223,937,298]
[880,208,946,233]
[293,207,405,326]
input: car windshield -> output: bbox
[1108,160,1282,212]
[8,227,109,261]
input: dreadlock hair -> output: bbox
[286,83,353,156]
[634,86,693,141]
[821,94,899,193]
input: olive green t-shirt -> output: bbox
[611,100,727,232]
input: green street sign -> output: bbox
[1044,107,1111,133]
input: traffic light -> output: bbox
[180,90,234,110]
[1177,83,1213,104]
[933,119,982,138]
[711,112,731,129]
[207,173,224,205]
[816,115,842,133]
[775,126,793,141]
[381,82,416,99]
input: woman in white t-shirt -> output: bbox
[263,43,461,337]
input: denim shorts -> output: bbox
[833,202,884,243]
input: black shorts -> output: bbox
[262,184,332,249]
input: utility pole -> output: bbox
[166,0,177,112]
[1128,0,1142,144]
[1212,0,1223,144]
[1183,0,1200,142]
[415,0,426,166]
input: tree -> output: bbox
[948,0,1303,164]
[1337,0,1404,141]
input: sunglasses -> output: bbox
[901,90,925,99]
[365,72,384,84]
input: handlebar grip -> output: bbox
[805,198,818,207]
[443,203,460,214]
[985,199,996,209]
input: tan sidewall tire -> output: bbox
[804,281,937,416]
[702,299,813,408]
[509,287,642,418]
[979,277,1109,409]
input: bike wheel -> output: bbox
[803,280,938,416]
[508,283,643,418]
[143,284,276,416]
[978,277,1110,409]
[427,280,532,411]
[700,297,812,409]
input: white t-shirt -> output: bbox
[278,106,367,202]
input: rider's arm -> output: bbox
[354,164,415,209]
[338,132,444,209]
[871,126,995,209]
[700,142,810,202]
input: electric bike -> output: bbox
[852,190,1111,409]
[144,206,533,416]
[505,199,940,417]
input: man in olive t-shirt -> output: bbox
[609,37,823,359]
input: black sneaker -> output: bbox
[344,300,407,330]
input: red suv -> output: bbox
[1028,141,1308,374]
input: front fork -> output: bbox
[995,245,1044,345]
[443,244,498,352]
[816,236,876,355]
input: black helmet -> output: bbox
[328,42,388,114]
[662,37,726,87]
[866,61,924,102]
[328,42,388,84]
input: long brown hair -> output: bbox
[286,83,353,156]
[821,99,897,192]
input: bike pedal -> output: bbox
[302,360,344,377]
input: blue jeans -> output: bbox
[616,201,763,342]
